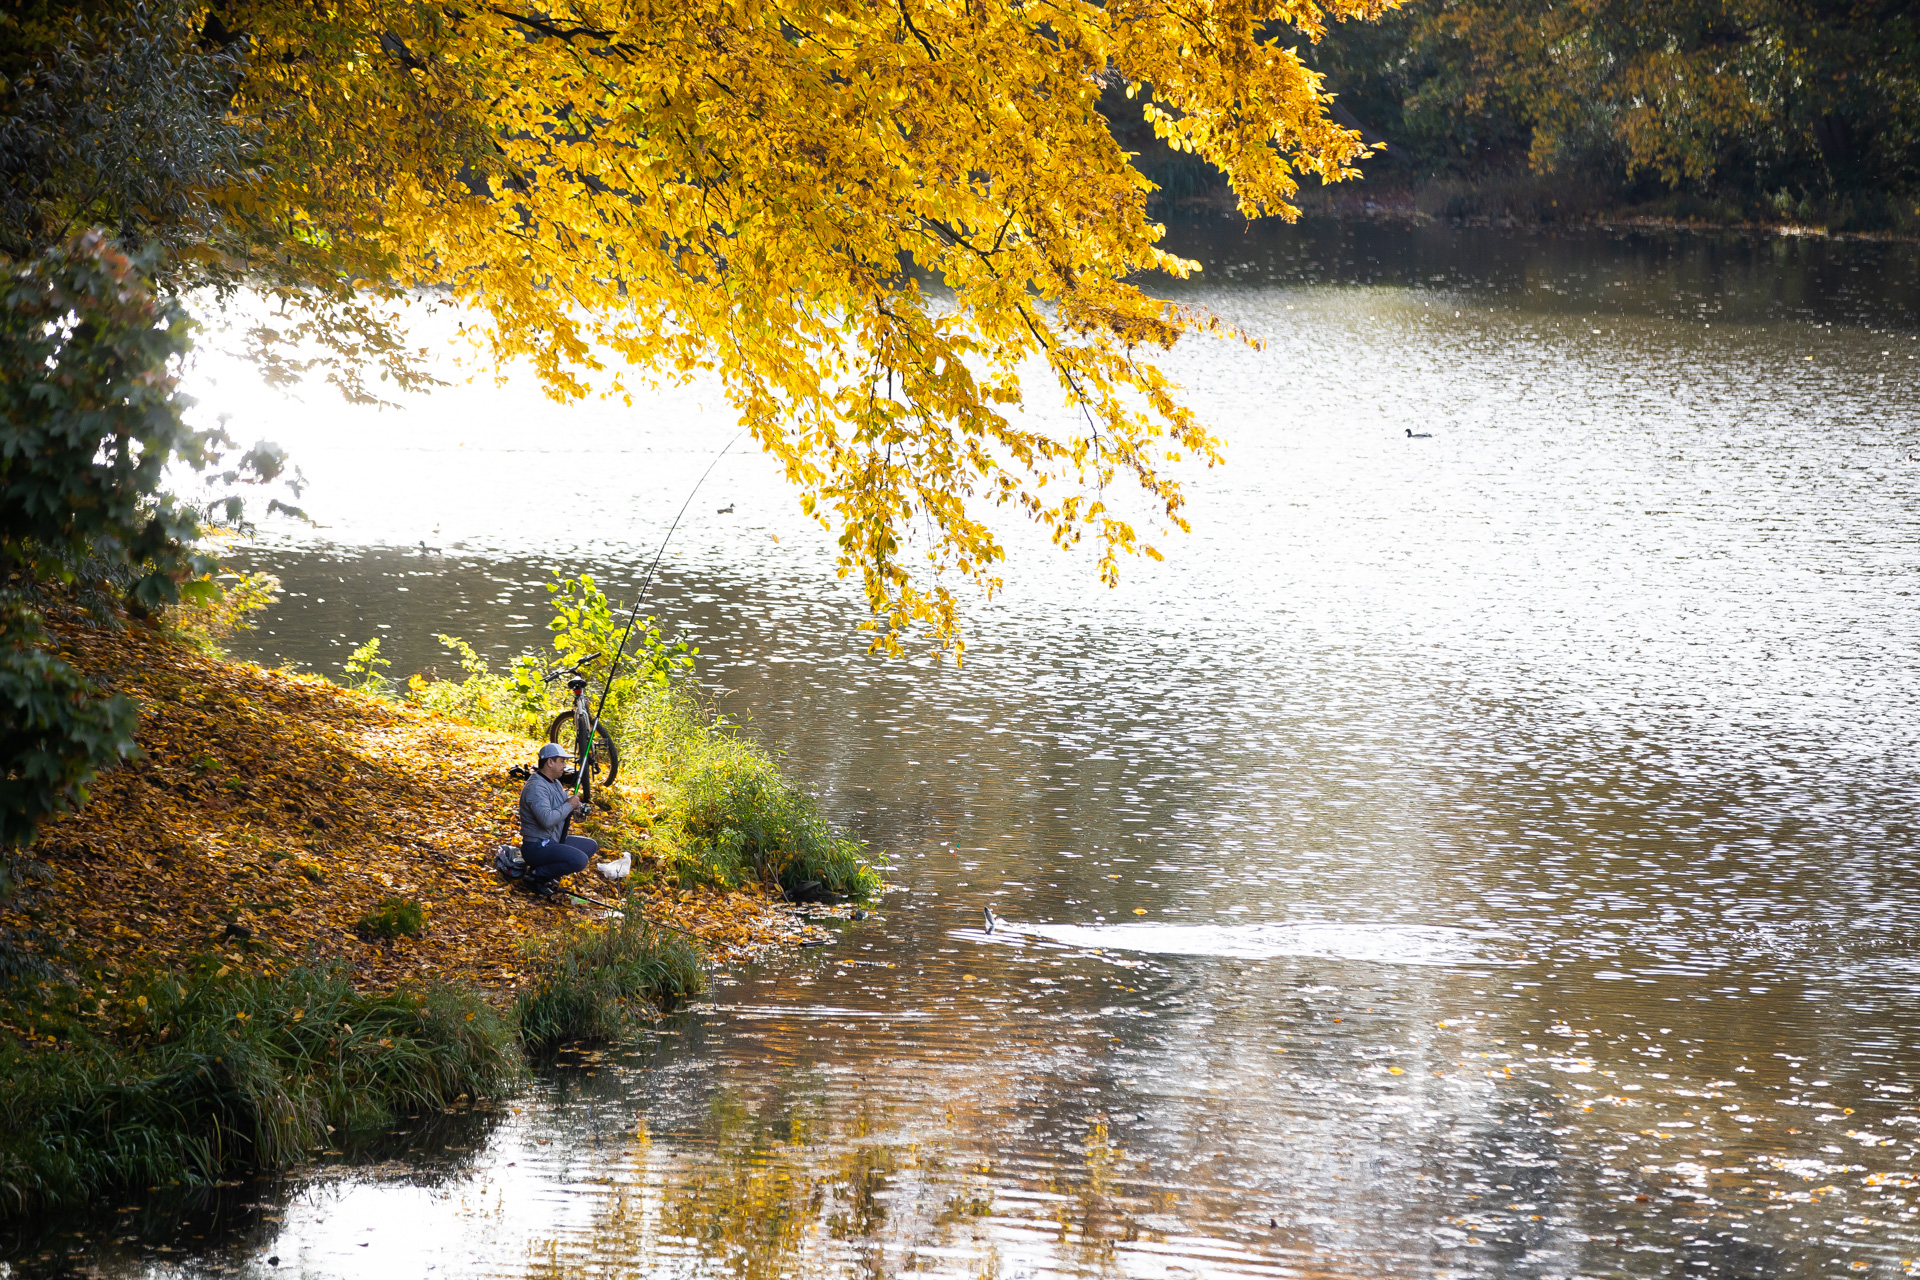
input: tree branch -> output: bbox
[895,0,938,60]
[490,7,614,43]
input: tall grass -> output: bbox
[514,911,707,1051]
[0,964,519,1215]
[0,909,712,1215]
[677,750,878,898]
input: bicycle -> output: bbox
[544,652,620,797]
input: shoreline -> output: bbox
[1166,184,1920,246]
[5,615,824,1000]
[0,611,863,1215]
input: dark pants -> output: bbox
[522,835,596,883]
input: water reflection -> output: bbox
[15,218,1919,1278]
[961,920,1509,966]
[1167,216,1920,332]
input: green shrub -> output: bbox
[0,607,139,852]
[404,634,550,735]
[340,636,393,697]
[678,751,879,900]
[356,897,425,940]
[514,913,706,1050]
[0,964,519,1215]
[403,574,691,738]
[543,575,695,718]
[167,570,281,655]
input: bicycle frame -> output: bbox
[569,677,595,804]
[546,653,606,804]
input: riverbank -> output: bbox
[0,609,867,1214]
[1161,173,1920,243]
[6,612,823,995]
[1303,178,1920,242]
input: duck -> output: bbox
[716,503,735,514]
[982,905,1000,934]
[1405,428,1433,439]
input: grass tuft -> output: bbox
[356,896,425,940]
[678,754,879,899]
[0,963,519,1216]
[514,911,706,1051]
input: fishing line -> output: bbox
[586,427,747,748]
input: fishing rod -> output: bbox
[547,883,624,913]
[571,428,748,798]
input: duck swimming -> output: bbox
[1405,428,1433,438]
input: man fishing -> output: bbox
[510,431,742,900]
[518,742,598,896]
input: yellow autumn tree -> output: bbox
[215,0,1391,653]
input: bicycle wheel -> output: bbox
[547,713,620,790]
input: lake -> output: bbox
[15,217,1920,1279]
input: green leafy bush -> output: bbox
[544,574,695,718]
[0,964,519,1215]
[340,636,393,696]
[356,897,425,940]
[405,634,548,735]
[402,577,689,738]
[0,233,214,615]
[167,570,282,654]
[0,234,211,853]
[0,610,140,854]
[514,913,706,1050]
[678,750,879,900]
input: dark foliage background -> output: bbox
[1110,0,1919,231]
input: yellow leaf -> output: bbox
[199,0,1384,655]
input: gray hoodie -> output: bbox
[519,772,575,844]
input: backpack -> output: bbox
[498,763,533,879]
[493,843,528,880]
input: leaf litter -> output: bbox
[3,616,830,1023]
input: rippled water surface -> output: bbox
[15,220,1920,1279]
